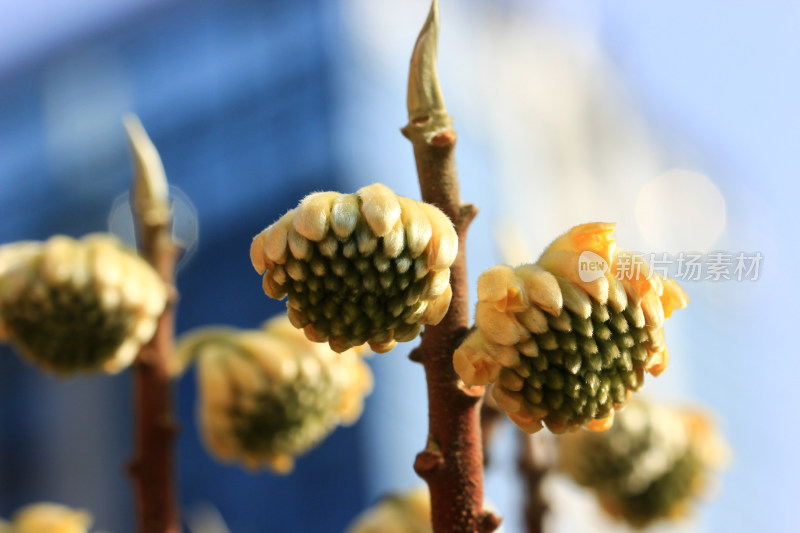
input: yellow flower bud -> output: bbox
[346,486,432,533]
[251,184,458,353]
[558,398,729,528]
[454,223,687,434]
[177,314,373,473]
[0,234,167,375]
[10,502,92,533]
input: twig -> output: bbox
[480,392,504,467]
[402,3,499,531]
[519,434,549,533]
[125,116,181,533]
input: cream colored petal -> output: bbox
[453,330,501,386]
[393,323,423,343]
[422,268,450,300]
[132,317,158,344]
[266,454,295,475]
[287,226,312,260]
[330,193,360,238]
[641,290,665,328]
[382,219,406,258]
[264,210,295,263]
[515,306,549,335]
[120,266,142,308]
[557,276,592,319]
[294,191,339,241]
[605,272,628,313]
[585,411,615,432]
[240,332,299,382]
[477,265,515,304]
[647,345,669,376]
[483,339,521,368]
[422,284,451,325]
[541,222,616,262]
[475,301,527,346]
[97,285,121,310]
[303,324,328,343]
[328,335,356,353]
[515,264,563,316]
[508,411,544,434]
[40,236,77,285]
[224,352,263,395]
[403,300,428,324]
[517,338,539,358]
[197,353,234,409]
[498,368,524,392]
[368,338,397,354]
[397,196,433,257]
[358,183,402,237]
[103,339,140,373]
[262,272,287,300]
[419,202,457,271]
[0,241,41,277]
[492,386,523,413]
[141,278,168,318]
[660,277,689,318]
[67,245,89,290]
[250,231,268,274]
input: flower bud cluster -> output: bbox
[178,314,373,473]
[0,234,167,374]
[250,183,457,353]
[454,223,688,433]
[558,398,729,528]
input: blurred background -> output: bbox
[0,0,795,531]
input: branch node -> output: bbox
[459,203,478,228]
[478,511,503,533]
[409,347,425,363]
[431,130,456,147]
[414,449,444,478]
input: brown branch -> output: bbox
[125,117,181,533]
[519,434,549,533]
[480,392,504,467]
[402,2,499,531]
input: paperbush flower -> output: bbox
[0,234,167,374]
[177,314,373,473]
[453,223,688,433]
[346,486,432,533]
[558,398,729,528]
[250,183,457,353]
[2,502,93,533]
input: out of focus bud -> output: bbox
[0,234,167,374]
[558,398,729,529]
[346,486,432,533]
[7,502,92,533]
[177,314,373,473]
[346,485,500,533]
[454,223,688,433]
[250,184,457,354]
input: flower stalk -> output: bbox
[124,116,181,533]
[402,2,498,531]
